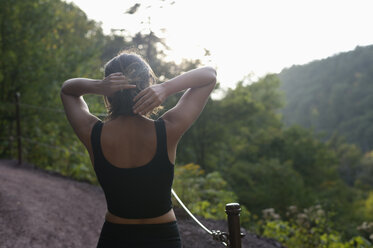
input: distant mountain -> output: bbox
[278,45,373,151]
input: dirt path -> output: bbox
[0,160,284,248]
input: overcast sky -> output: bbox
[68,0,373,89]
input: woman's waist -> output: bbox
[105,208,176,225]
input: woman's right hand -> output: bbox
[99,72,137,96]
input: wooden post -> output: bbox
[15,92,22,165]
[226,203,242,248]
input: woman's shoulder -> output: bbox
[159,116,181,142]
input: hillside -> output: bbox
[278,45,373,151]
[0,160,283,248]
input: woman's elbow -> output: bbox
[61,80,69,94]
[60,79,77,95]
[205,66,217,84]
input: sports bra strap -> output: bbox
[154,118,168,159]
[91,120,104,162]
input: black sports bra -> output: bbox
[90,118,174,219]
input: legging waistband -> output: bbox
[99,220,180,239]
[97,220,181,248]
[103,220,178,229]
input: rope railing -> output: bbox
[172,189,230,246]
[1,100,107,117]
[0,92,244,248]
[21,137,87,156]
[19,103,65,113]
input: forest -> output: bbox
[1,0,373,247]
[279,45,373,152]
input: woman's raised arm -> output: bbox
[133,66,217,139]
[60,73,136,147]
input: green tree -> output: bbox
[279,45,373,152]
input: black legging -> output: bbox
[97,221,182,248]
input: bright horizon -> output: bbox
[67,0,373,89]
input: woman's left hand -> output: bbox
[132,84,167,115]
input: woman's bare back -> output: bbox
[99,116,168,169]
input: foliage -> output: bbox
[177,74,284,172]
[174,72,369,239]
[357,221,373,242]
[0,0,104,182]
[279,45,373,152]
[173,163,250,222]
[260,205,372,248]
[227,159,307,214]
[355,151,373,190]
